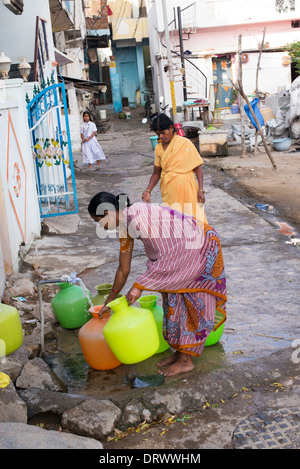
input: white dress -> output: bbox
[80,121,106,164]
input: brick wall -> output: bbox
[85,0,109,30]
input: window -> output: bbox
[3,0,24,15]
[139,6,147,17]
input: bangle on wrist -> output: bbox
[199,190,205,193]
[111,289,120,294]
[145,190,151,193]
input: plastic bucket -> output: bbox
[230,104,239,114]
[272,138,291,151]
[244,98,264,130]
[149,136,158,149]
[99,110,106,120]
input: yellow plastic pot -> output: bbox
[0,303,23,357]
[103,296,159,364]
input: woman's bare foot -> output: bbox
[96,160,100,165]
[157,351,178,368]
[158,352,194,377]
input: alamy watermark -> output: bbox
[291,339,300,364]
[94,197,206,250]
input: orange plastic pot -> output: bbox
[78,305,122,370]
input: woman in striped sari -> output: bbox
[88,192,227,377]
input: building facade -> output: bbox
[108,0,152,111]
[147,0,300,118]
[0,0,82,295]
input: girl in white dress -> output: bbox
[80,111,106,167]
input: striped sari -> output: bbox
[120,202,227,357]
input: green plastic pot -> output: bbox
[137,295,169,353]
[51,282,91,329]
[204,310,225,346]
[92,283,113,306]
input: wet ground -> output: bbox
[13,108,299,449]
[26,108,300,409]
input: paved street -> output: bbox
[23,108,300,449]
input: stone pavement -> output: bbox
[16,107,300,449]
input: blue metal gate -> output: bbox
[27,80,78,218]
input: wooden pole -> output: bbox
[238,35,246,157]
[236,80,277,170]
[254,27,266,155]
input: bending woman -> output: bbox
[88,192,227,378]
[142,114,206,223]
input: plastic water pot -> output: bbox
[104,292,122,301]
[103,296,159,364]
[92,283,113,306]
[78,306,122,370]
[204,310,225,347]
[51,282,91,329]
[137,295,169,353]
[149,136,158,149]
[230,104,239,114]
[244,98,264,130]
[272,138,291,151]
[0,303,23,357]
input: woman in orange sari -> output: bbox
[142,114,206,223]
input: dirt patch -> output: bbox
[205,147,300,232]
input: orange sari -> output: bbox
[154,135,207,223]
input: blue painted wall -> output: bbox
[109,62,123,113]
[113,42,147,106]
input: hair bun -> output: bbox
[116,193,131,209]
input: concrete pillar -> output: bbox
[136,44,146,106]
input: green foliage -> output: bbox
[230,88,239,104]
[285,40,300,73]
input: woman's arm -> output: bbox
[142,165,162,202]
[102,250,133,308]
[194,165,205,204]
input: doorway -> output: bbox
[120,62,138,105]
[212,56,233,108]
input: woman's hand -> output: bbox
[126,286,142,305]
[142,190,151,203]
[198,190,205,204]
[97,305,111,317]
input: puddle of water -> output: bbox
[44,326,236,397]
[44,320,289,399]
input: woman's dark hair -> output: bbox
[88,192,131,217]
[151,113,174,132]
